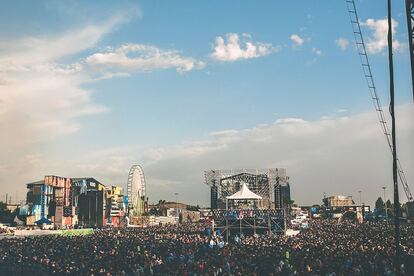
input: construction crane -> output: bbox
[345,0,413,202]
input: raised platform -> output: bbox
[211,209,286,240]
[212,209,284,220]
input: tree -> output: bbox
[386,200,392,209]
[375,197,384,211]
[187,205,200,211]
[157,200,167,216]
[0,201,14,224]
[385,200,397,218]
[148,208,158,216]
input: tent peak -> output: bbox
[226,182,262,200]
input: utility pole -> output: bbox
[387,0,401,273]
[382,186,388,221]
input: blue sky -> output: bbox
[0,0,413,206]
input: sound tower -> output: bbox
[211,184,218,209]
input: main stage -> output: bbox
[211,209,286,241]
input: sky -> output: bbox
[0,0,413,207]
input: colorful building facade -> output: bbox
[26,176,126,228]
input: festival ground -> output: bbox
[1,220,413,275]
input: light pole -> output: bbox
[387,1,401,272]
[382,186,388,221]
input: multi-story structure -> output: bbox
[26,176,73,227]
[323,195,355,208]
[104,186,127,227]
[74,177,106,228]
[26,176,125,228]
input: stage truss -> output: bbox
[211,209,286,241]
[204,169,289,209]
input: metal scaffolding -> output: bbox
[204,168,288,209]
[346,0,413,202]
[211,209,286,242]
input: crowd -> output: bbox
[0,220,413,275]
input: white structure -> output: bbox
[127,165,146,216]
[226,182,262,210]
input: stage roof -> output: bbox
[226,183,262,200]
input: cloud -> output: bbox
[361,18,402,54]
[312,48,322,56]
[0,15,128,69]
[0,8,204,200]
[209,129,239,137]
[138,105,413,206]
[86,44,205,73]
[211,33,278,62]
[0,16,132,200]
[290,34,304,46]
[0,21,123,151]
[14,104,412,206]
[91,72,131,81]
[335,38,350,51]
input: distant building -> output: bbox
[166,208,201,222]
[25,175,126,228]
[148,202,188,216]
[323,195,355,208]
[104,185,127,227]
[163,202,188,210]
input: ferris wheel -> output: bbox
[126,165,146,212]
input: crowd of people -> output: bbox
[0,220,413,275]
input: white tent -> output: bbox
[226,183,262,200]
[226,183,262,209]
